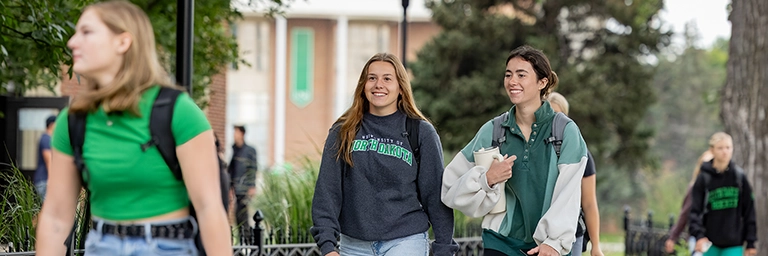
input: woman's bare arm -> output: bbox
[177,130,232,255]
[581,175,603,256]
[35,150,82,256]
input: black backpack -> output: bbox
[67,87,230,255]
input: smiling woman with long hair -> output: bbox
[310,53,458,256]
[442,45,588,256]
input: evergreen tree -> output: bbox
[412,0,672,171]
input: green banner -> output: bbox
[290,28,314,108]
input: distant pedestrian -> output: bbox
[547,92,603,256]
[229,125,257,234]
[689,132,757,256]
[33,115,57,202]
[665,149,713,254]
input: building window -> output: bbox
[230,23,238,69]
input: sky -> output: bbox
[659,0,731,49]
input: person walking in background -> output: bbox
[547,92,603,256]
[33,115,57,202]
[310,53,458,256]
[34,1,231,255]
[229,125,257,233]
[214,132,229,172]
[689,132,757,256]
[441,45,587,256]
[664,149,713,254]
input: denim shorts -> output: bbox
[339,231,429,256]
[84,216,198,256]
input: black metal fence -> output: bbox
[624,206,684,256]
[2,210,485,256]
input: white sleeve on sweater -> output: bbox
[441,152,504,218]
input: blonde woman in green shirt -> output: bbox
[35,1,231,255]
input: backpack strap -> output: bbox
[405,117,420,168]
[66,112,90,255]
[145,87,183,180]
[405,117,421,201]
[701,171,712,215]
[491,112,509,148]
[68,112,89,187]
[545,112,572,158]
[733,165,745,191]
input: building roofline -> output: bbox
[235,0,434,22]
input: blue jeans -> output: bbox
[84,217,198,256]
[35,181,47,202]
[688,236,697,254]
[339,231,429,256]
[571,235,584,256]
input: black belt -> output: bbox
[91,219,195,239]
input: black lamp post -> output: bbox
[177,0,194,95]
[401,0,409,69]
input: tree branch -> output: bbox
[1,24,51,46]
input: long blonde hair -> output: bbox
[335,53,429,166]
[69,0,174,115]
[547,92,569,115]
[689,149,713,186]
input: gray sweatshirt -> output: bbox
[311,111,458,256]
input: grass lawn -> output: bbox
[598,232,625,256]
[600,232,624,243]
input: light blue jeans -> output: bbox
[688,236,696,254]
[84,217,198,256]
[339,231,429,256]
[35,181,47,202]
[571,235,584,256]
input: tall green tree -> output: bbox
[0,0,88,95]
[412,0,671,173]
[0,0,290,105]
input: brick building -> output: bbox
[227,0,442,169]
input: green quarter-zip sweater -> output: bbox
[442,101,587,255]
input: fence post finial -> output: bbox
[253,210,264,256]
[624,205,630,231]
